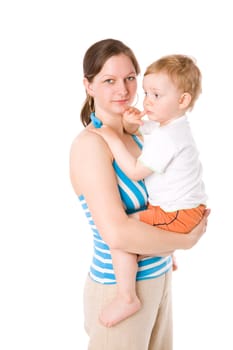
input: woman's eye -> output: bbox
[104,79,114,84]
[127,76,136,81]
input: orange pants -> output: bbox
[139,204,206,233]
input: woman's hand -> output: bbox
[186,208,211,249]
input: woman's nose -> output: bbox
[116,80,128,95]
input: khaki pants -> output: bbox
[83,270,173,350]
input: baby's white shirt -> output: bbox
[138,116,207,212]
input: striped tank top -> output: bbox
[78,134,172,284]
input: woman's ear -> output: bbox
[83,77,94,96]
[179,92,192,110]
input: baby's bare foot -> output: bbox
[99,296,141,327]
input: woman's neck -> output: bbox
[94,111,125,136]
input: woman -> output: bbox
[70,38,209,350]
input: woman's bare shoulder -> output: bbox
[71,127,92,147]
[70,126,112,161]
[69,126,114,196]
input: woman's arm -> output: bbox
[70,130,209,256]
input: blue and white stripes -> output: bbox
[78,135,172,284]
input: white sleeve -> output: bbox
[138,128,175,173]
[139,120,159,135]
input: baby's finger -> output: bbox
[139,110,147,118]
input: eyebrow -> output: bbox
[101,71,137,78]
[143,87,162,92]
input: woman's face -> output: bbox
[86,54,138,117]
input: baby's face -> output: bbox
[142,72,183,125]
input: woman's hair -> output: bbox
[144,54,202,110]
[81,38,140,126]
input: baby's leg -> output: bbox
[99,249,141,327]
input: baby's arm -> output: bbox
[124,106,145,123]
[92,125,153,181]
[123,107,146,135]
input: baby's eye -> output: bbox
[144,92,160,99]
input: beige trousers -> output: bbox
[83,270,173,350]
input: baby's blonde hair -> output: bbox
[144,54,202,110]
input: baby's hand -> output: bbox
[123,107,146,126]
[90,125,119,145]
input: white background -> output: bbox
[1,0,232,349]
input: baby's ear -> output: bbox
[179,92,192,109]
